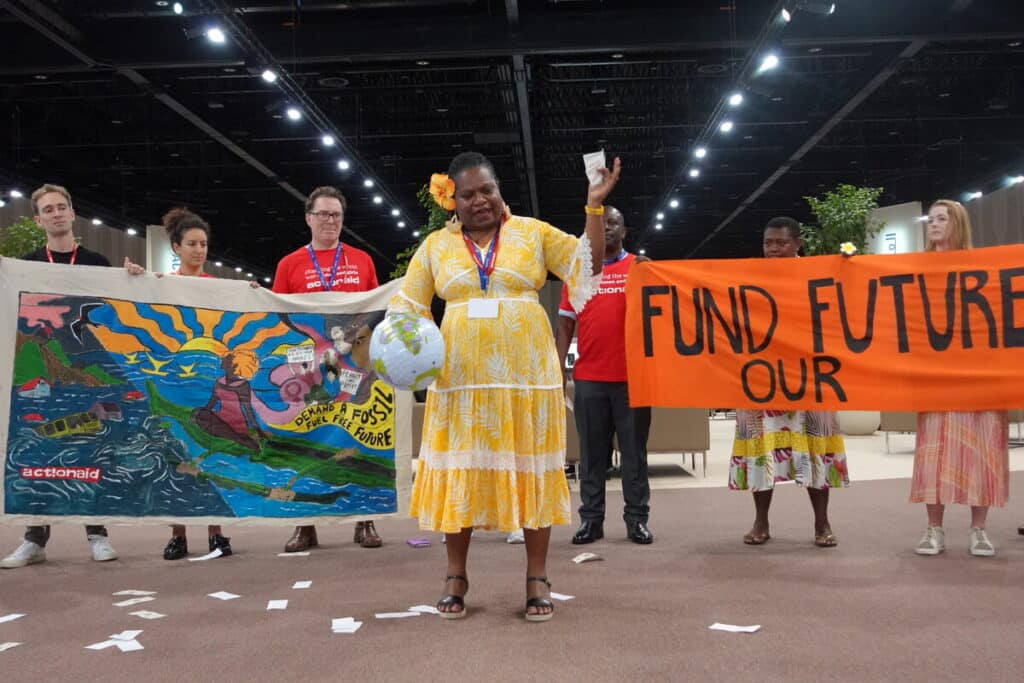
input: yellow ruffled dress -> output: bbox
[388,215,598,532]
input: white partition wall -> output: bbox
[868,201,925,255]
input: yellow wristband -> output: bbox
[584,205,604,216]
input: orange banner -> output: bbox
[624,244,1024,411]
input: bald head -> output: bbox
[603,205,626,256]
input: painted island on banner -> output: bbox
[0,258,411,525]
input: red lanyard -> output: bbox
[46,244,77,265]
[461,220,502,292]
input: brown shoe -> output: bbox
[284,525,318,553]
[355,520,382,548]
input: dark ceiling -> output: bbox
[2,0,1023,278]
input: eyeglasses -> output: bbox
[309,210,343,222]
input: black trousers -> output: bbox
[24,525,107,547]
[574,380,651,524]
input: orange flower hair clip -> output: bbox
[429,173,456,211]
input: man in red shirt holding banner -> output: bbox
[272,186,382,553]
[556,206,654,545]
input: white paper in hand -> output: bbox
[583,149,606,187]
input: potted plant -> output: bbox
[0,216,47,257]
[801,184,886,436]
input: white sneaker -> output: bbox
[506,529,525,544]
[88,534,118,562]
[0,541,46,569]
[969,527,995,557]
[914,526,945,555]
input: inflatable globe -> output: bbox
[369,313,445,392]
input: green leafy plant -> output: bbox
[800,184,885,256]
[0,216,47,257]
[390,185,451,278]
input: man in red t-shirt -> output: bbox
[273,186,382,552]
[556,206,653,545]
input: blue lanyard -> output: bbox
[462,231,500,292]
[307,243,344,292]
[603,249,628,266]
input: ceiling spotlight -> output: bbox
[966,191,983,200]
[321,134,335,147]
[638,248,646,255]
[126,228,138,236]
[285,106,301,121]
[779,8,792,22]
[235,266,243,272]
[337,159,350,171]
[669,199,680,209]
[397,221,406,228]
[757,54,780,73]
[918,216,929,222]
[1010,175,1024,185]
[391,208,400,216]
[10,189,23,198]
[413,230,421,238]
[728,92,744,107]
[655,223,663,230]
[173,2,183,14]
[656,212,664,220]
[261,69,277,83]
[416,60,430,66]
[363,179,374,188]
[263,276,271,283]
[689,168,700,178]
[694,146,707,159]
[247,272,253,278]
[215,261,223,267]
[373,196,383,204]
[611,53,624,59]
[719,120,734,133]
[206,27,226,44]
[92,218,102,225]
[0,200,6,208]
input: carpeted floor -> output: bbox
[1,474,1022,682]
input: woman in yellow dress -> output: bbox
[389,151,619,621]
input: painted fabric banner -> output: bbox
[1,258,411,526]
[625,244,1024,411]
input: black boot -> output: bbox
[163,536,188,560]
[571,520,604,545]
[208,534,232,557]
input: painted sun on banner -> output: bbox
[6,291,396,520]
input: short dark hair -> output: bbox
[447,151,498,182]
[162,207,210,245]
[764,216,800,240]
[305,186,347,214]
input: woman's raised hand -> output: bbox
[586,156,622,207]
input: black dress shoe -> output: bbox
[571,520,604,545]
[208,534,232,557]
[626,521,654,545]
[163,535,188,560]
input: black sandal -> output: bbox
[525,576,554,622]
[437,574,468,620]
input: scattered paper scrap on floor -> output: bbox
[112,590,157,597]
[0,642,22,652]
[207,591,240,601]
[0,614,25,624]
[406,537,431,548]
[408,605,440,615]
[709,623,760,633]
[331,618,362,634]
[572,552,602,564]
[188,548,223,562]
[267,600,289,611]
[129,610,165,620]
[550,592,575,601]
[113,597,155,608]
[292,580,312,589]
[375,612,420,619]
[277,552,310,557]
[86,630,145,652]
